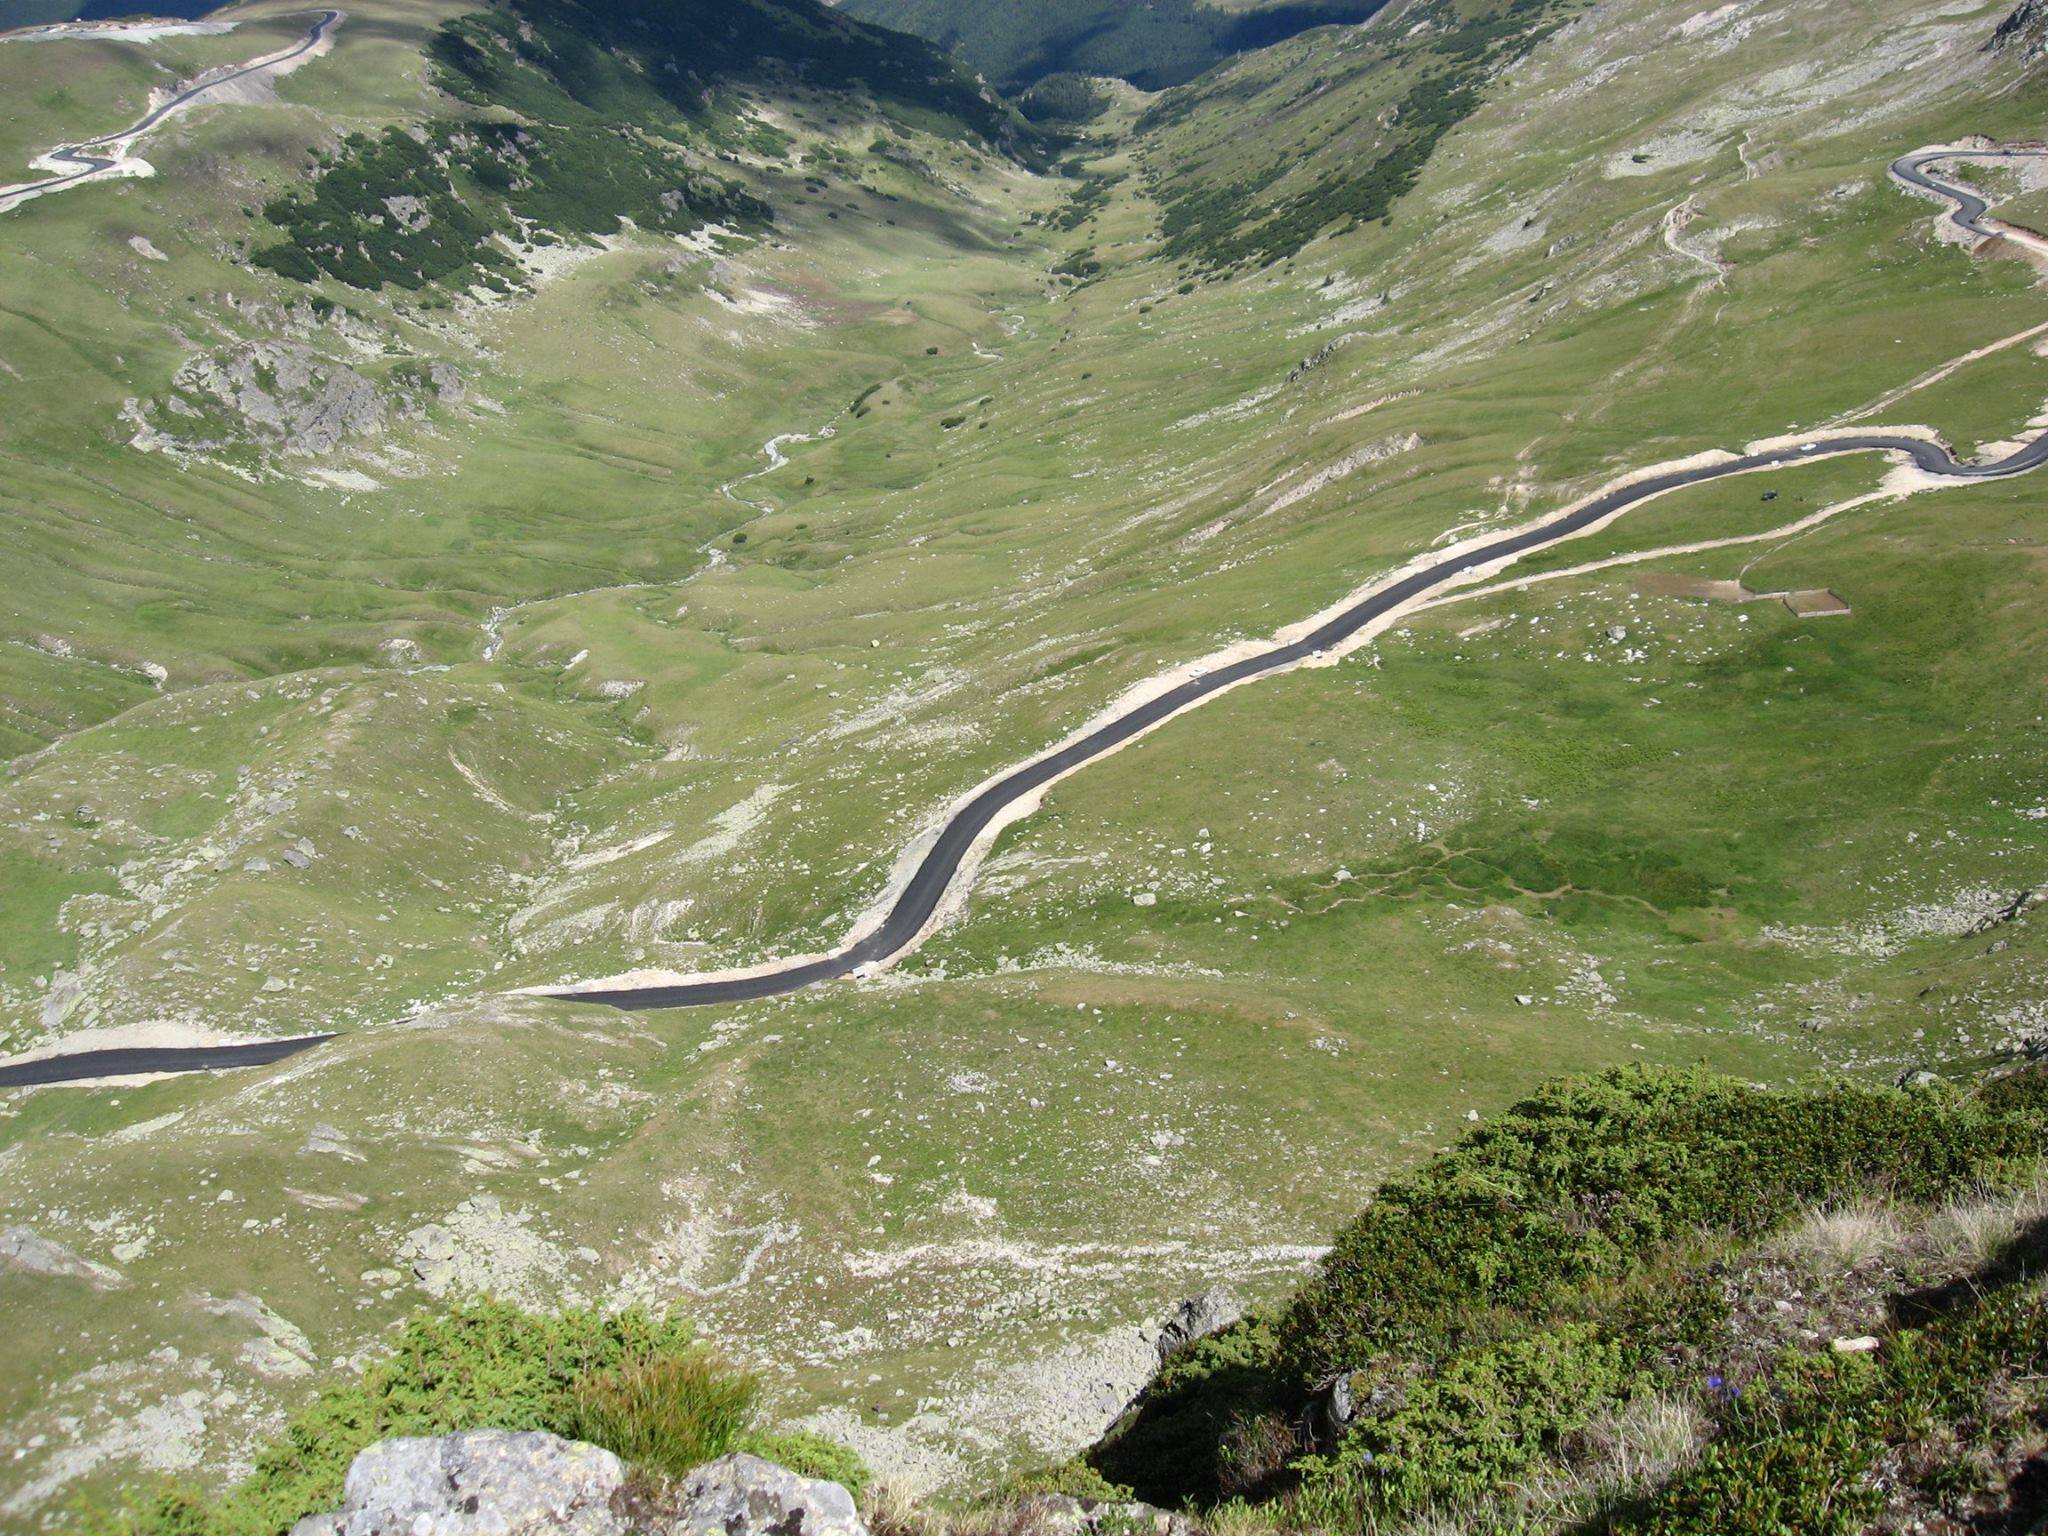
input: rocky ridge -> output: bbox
[295,1437,864,1536]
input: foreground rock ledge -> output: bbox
[291,1432,867,1536]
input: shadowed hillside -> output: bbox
[836,0,1391,89]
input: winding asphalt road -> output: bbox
[6,145,2044,1086]
[0,1034,333,1088]
[0,9,338,210]
[1893,146,2037,238]
[549,146,2048,1012]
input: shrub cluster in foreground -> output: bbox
[96,1303,865,1536]
[1091,1064,2048,1532]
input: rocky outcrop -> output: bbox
[1153,1286,1241,1365]
[121,301,476,476]
[291,1435,869,1536]
[1990,0,2048,55]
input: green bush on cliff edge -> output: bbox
[94,1301,867,1536]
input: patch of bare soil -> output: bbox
[1632,572,1757,601]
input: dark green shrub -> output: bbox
[1620,1263,2048,1533]
[99,1302,702,1536]
[253,120,769,294]
[1626,1398,1885,1536]
[1018,74,1110,126]
[1300,1323,1638,1513]
[1278,1066,2048,1387]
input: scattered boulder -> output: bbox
[665,1453,866,1536]
[303,1123,366,1162]
[292,1431,625,1536]
[428,360,466,404]
[1312,1369,1357,1442]
[400,1222,458,1292]
[38,970,84,1028]
[200,1292,317,1378]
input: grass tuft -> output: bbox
[570,1354,760,1479]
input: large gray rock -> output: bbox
[292,1431,626,1536]
[665,1453,866,1536]
[1154,1286,1241,1364]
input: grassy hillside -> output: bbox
[77,1065,2048,1534]
[1128,0,1580,271]
[836,0,1388,90]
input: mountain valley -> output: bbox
[2,0,2048,1528]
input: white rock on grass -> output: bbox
[398,1195,580,1307]
[39,971,84,1028]
[0,1226,127,1290]
[201,1292,317,1378]
[303,1123,366,1162]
